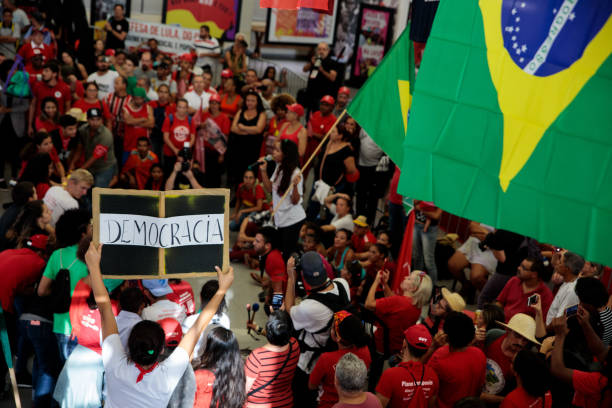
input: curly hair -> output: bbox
[270,93,295,113]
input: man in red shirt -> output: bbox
[162,98,195,176]
[305,95,337,164]
[120,137,159,189]
[497,257,553,322]
[28,61,71,136]
[122,87,154,162]
[351,215,377,259]
[253,226,287,309]
[427,311,487,408]
[376,325,439,408]
[18,29,54,72]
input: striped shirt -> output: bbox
[599,307,612,345]
[105,92,131,138]
[245,337,300,408]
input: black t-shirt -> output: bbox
[410,0,440,43]
[307,56,339,100]
[106,17,129,50]
[487,229,527,276]
[50,129,80,169]
[172,169,206,190]
[319,145,353,186]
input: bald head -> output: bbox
[316,42,330,58]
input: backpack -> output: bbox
[402,364,428,408]
[4,56,31,98]
[50,249,77,314]
[296,280,350,370]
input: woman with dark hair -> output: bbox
[2,199,52,250]
[21,131,66,184]
[327,228,355,274]
[261,93,294,157]
[340,259,366,303]
[60,50,88,81]
[83,243,234,407]
[220,77,242,121]
[501,350,552,407]
[229,89,266,185]
[193,327,246,408]
[20,152,53,198]
[278,102,307,159]
[245,311,299,408]
[144,163,165,191]
[309,311,371,408]
[259,138,306,260]
[35,97,60,133]
[72,82,112,129]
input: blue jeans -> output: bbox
[94,164,117,188]
[229,212,249,231]
[21,319,60,407]
[412,222,439,283]
[55,333,78,365]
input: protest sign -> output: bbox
[125,20,200,55]
[93,188,230,279]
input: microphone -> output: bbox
[248,155,273,170]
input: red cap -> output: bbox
[320,95,335,105]
[338,86,350,96]
[105,49,116,57]
[209,93,222,103]
[286,103,304,117]
[179,53,193,63]
[404,324,432,350]
[221,69,233,78]
[27,234,48,250]
[157,318,183,347]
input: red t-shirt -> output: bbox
[572,370,608,408]
[264,248,287,293]
[162,114,195,156]
[310,346,371,408]
[308,111,337,138]
[351,231,377,254]
[121,150,159,190]
[375,361,439,408]
[427,345,487,408]
[497,276,553,322]
[69,279,119,354]
[73,99,111,121]
[484,334,514,395]
[201,112,231,136]
[123,103,151,152]
[18,42,54,70]
[35,117,58,133]
[237,183,265,208]
[0,249,46,314]
[167,280,196,316]
[36,182,50,200]
[194,369,215,408]
[501,387,552,408]
[31,79,71,116]
[374,295,421,354]
[245,338,300,408]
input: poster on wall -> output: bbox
[90,0,131,27]
[162,0,241,41]
[265,1,339,45]
[350,4,394,85]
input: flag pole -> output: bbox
[270,109,347,219]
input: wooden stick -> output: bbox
[8,368,21,408]
[270,109,347,219]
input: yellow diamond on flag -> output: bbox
[398,79,412,135]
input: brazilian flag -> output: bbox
[399,0,612,264]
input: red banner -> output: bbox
[260,0,334,14]
[392,210,415,292]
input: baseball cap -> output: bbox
[209,93,222,103]
[301,251,329,288]
[179,53,193,63]
[87,107,102,119]
[320,95,335,105]
[404,324,432,349]
[132,87,148,100]
[338,86,350,96]
[157,318,183,347]
[26,234,48,250]
[286,103,304,117]
[142,279,173,297]
[221,68,233,78]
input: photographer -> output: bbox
[303,42,339,114]
[165,153,204,190]
[253,227,287,313]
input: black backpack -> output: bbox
[50,268,72,314]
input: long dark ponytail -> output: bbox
[277,139,300,195]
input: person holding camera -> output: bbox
[253,227,287,313]
[162,98,195,177]
[165,149,204,190]
[303,42,339,114]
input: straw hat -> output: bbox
[353,215,368,228]
[496,313,541,345]
[441,287,466,312]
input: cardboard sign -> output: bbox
[93,188,229,279]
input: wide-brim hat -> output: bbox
[496,313,541,345]
[353,215,368,228]
[441,287,466,312]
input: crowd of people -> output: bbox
[0,2,611,408]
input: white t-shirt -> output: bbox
[329,204,354,232]
[88,70,119,100]
[184,90,211,112]
[102,334,189,408]
[271,167,306,228]
[193,37,221,68]
[116,310,142,350]
[546,279,580,325]
[290,278,350,373]
[181,312,230,360]
[142,299,186,324]
[43,186,78,227]
[358,129,383,167]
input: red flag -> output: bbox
[391,210,416,292]
[260,0,334,14]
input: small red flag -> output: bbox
[260,0,334,14]
[391,210,416,292]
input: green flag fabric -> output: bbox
[0,305,13,369]
[347,26,415,167]
[400,0,612,265]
